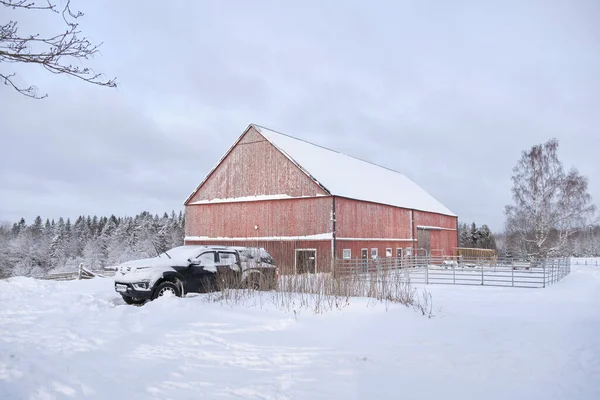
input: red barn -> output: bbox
[184,124,458,274]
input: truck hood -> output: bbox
[116,252,196,272]
[114,265,176,285]
[114,255,186,281]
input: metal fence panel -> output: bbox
[334,256,570,289]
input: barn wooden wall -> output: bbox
[334,198,457,259]
[413,210,458,256]
[185,197,334,239]
[335,197,412,239]
[188,127,327,204]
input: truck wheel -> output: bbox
[121,295,146,305]
[152,282,181,299]
[245,275,261,290]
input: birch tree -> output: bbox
[505,138,595,257]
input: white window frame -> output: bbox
[343,249,351,259]
[396,248,403,258]
[385,248,392,258]
[371,248,378,259]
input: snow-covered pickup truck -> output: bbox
[113,245,278,305]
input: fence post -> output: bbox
[425,262,429,285]
[78,263,83,280]
[453,261,455,284]
[559,258,563,280]
[543,261,546,288]
[511,263,514,287]
[481,261,484,285]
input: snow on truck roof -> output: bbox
[253,125,455,216]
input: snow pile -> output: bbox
[1,267,599,399]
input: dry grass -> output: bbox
[205,267,434,316]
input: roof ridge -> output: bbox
[252,124,405,176]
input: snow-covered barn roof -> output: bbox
[252,125,456,217]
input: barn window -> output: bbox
[396,248,403,258]
[386,248,392,258]
[343,249,351,259]
[371,248,378,259]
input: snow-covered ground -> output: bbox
[1,267,599,399]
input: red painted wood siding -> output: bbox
[413,210,457,230]
[185,239,332,274]
[185,197,334,239]
[189,127,326,203]
[335,197,412,239]
[413,210,458,255]
[429,231,456,256]
[334,199,457,256]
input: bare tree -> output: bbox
[505,138,595,258]
[0,0,116,99]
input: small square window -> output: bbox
[371,248,378,259]
[386,248,392,258]
[343,249,351,259]
[396,248,403,258]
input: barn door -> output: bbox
[296,249,316,274]
[417,228,431,256]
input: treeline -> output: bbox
[0,211,184,279]
[499,225,600,258]
[458,222,496,250]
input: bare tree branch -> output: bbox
[0,0,116,99]
[0,0,55,11]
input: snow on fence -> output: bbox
[334,256,571,289]
[42,263,115,281]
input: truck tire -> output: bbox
[245,273,261,290]
[152,281,181,299]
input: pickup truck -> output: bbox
[113,245,278,305]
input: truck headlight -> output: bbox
[132,281,150,290]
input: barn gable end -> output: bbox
[186,126,329,204]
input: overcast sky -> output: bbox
[1,0,598,231]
